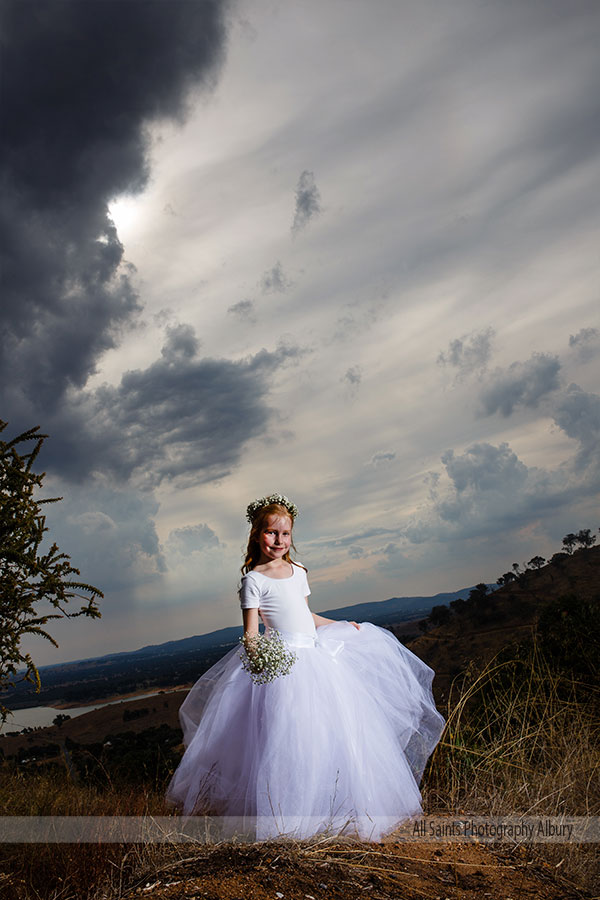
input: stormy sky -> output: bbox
[2,0,599,666]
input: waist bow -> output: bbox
[275,629,345,661]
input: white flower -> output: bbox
[239,630,297,684]
[246,493,299,523]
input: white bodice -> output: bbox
[239,562,316,636]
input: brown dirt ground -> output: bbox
[113,839,592,900]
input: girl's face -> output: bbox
[258,514,292,563]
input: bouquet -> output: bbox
[239,630,297,684]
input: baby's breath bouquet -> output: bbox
[239,630,297,684]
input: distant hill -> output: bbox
[1,587,476,709]
[408,544,600,705]
[319,587,477,628]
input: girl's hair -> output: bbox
[241,503,298,574]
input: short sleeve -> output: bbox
[239,573,261,609]
[297,564,311,597]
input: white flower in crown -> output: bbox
[246,493,299,523]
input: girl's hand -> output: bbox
[242,632,259,653]
[350,621,360,630]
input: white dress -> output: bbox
[166,563,444,841]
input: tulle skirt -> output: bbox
[166,621,444,841]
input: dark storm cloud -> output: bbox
[1,0,228,417]
[259,261,291,294]
[291,170,321,234]
[437,328,495,377]
[42,332,305,486]
[479,353,561,417]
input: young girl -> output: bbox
[166,494,444,840]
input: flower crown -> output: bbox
[246,493,299,524]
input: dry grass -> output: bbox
[423,641,600,891]
[0,775,173,899]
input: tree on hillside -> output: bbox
[429,604,452,627]
[467,583,490,606]
[575,528,596,550]
[53,713,71,728]
[537,593,600,683]
[562,529,597,554]
[496,570,517,588]
[450,596,466,614]
[0,421,102,723]
[527,555,546,571]
[550,552,568,567]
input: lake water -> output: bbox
[1,689,180,732]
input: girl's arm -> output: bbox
[242,607,259,638]
[241,608,260,660]
[312,611,337,627]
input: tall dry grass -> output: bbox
[0,771,182,899]
[423,639,600,891]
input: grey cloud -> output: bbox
[569,327,600,362]
[553,383,600,470]
[363,7,600,300]
[441,442,528,498]
[38,332,304,487]
[437,328,495,376]
[228,299,257,322]
[479,353,561,417]
[405,427,599,547]
[292,170,321,234]
[425,442,531,535]
[260,261,291,294]
[161,323,201,361]
[376,541,406,575]
[332,301,382,343]
[405,441,537,543]
[245,339,307,374]
[369,450,396,466]
[343,366,362,387]
[238,17,258,44]
[51,483,165,592]
[383,543,401,557]
[166,523,222,555]
[0,0,227,425]
[304,526,397,552]
[348,545,364,559]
